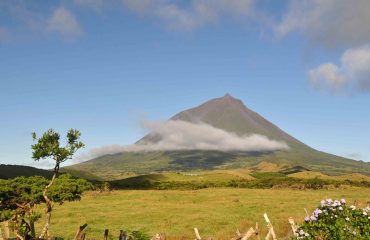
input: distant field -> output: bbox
[36,187,370,239]
[288,171,370,182]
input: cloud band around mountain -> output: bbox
[76,120,289,162]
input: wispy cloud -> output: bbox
[0,1,83,42]
[275,0,370,49]
[345,153,363,160]
[76,120,289,162]
[122,0,256,31]
[309,45,370,93]
[47,6,82,39]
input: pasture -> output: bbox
[37,187,370,239]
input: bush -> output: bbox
[0,174,92,238]
[295,199,370,239]
[126,230,151,240]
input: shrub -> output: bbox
[295,199,370,240]
[127,230,151,240]
[0,175,92,239]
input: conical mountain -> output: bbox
[138,93,304,149]
[67,94,370,180]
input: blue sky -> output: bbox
[1,0,370,167]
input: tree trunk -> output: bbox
[11,214,24,240]
[38,163,59,239]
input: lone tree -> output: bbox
[31,129,84,239]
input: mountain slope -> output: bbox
[66,94,370,180]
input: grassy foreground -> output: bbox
[36,187,370,239]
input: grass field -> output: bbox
[35,187,370,240]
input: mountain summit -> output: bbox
[139,94,303,150]
[67,94,370,179]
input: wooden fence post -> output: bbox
[151,233,166,240]
[194,228,201,240]
[74,223,88,240]
[288,217,298,237]
[119,230,127,240]
[255,222,260,240]
[104,229,109,240]
[263,213,276,240]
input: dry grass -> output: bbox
[289,171,370,181]
[33,187,370,239]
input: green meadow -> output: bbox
[37,187,369,239]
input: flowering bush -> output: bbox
[295,199,370,240]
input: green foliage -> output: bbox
[32,129,84,165]
[0,175,92,238]
[126,230,151,240]
[0,176,48,221]
[250,172,287,179]
[109,174,370,190]
[48,174,93,203]
[0,175,92,221]
[295,199,370,240]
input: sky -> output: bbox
[1,0,370,168]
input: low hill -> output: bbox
[0,164,53,179]
[0,164,102,181]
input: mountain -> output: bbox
[138,93,303,148]
[65,94,370,180]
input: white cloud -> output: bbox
[76,120,289,162]
[122,0,255,31]
[47,7,82,38]
[276,0,370,49]
[29,160,55,169]
[309,45,370,92]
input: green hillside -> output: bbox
[0,164,53,179]
[65,149,370,180]
[66,94,370,180]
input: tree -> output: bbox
[31,129,84,239]
[0,175,92,240]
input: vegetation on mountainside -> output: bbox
[64,150,370,181]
